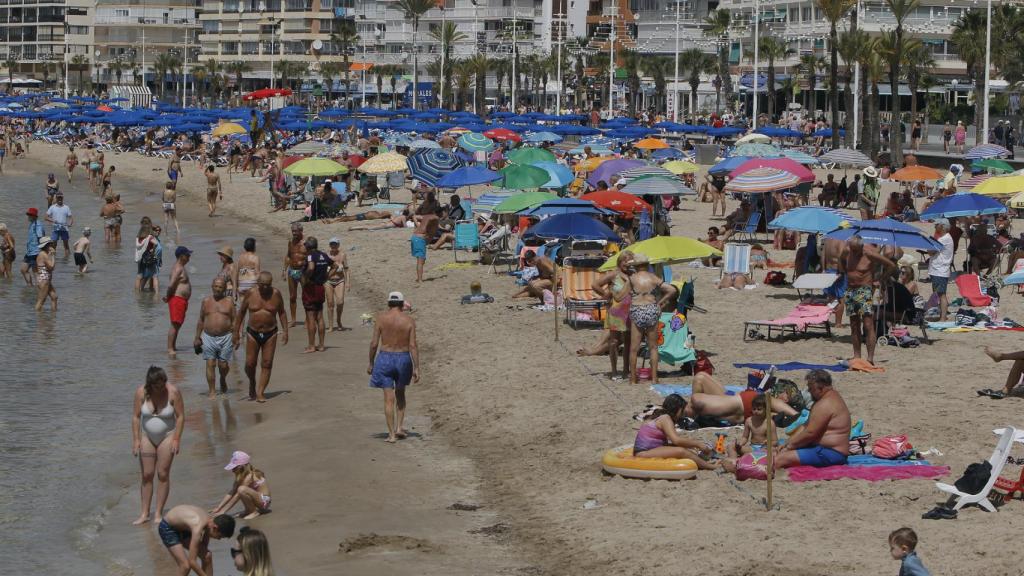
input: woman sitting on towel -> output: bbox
[634,394,718,470]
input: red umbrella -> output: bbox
[97,105,114,112]
[346,155,367,169]
[580,190,652,215]
[242,88,293,101]
[484,128,522,143]
[729,157,814,183]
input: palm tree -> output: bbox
[953,9,987,145]
[617,48,642,116]
[199,59,221,101]
[641,56,673,114]
[799,53,824,112]
[278,60,308,93]
[863,45,887,158]
[753,37,794,120]
[3,56,17,88]
[465,54,489,116]
[492,57,511,107]
[107,58,126,86]
[330,19,360,107]
[569,36,590,110]
[452,59,474,110]
[704,9,735,112]
[129,58,141,87]
[396,0,434,110]
[882,0,918,167]
[40,61,52,91]
[224,61,252,101]
[430,20,467,108]
[816,0,856,149]
[319,61,343,101]
[70,55,89,94]
[683,49,716,118]
[903,38,935,139]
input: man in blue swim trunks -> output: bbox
[774,369,851,469]
[159,504,234,576]
[368,291,419,443]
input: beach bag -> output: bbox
[849,433,873,455]
[735,451,769,481]
[140,246,157,267]
[694,350,714,376]
[872,434,912,459]
[764,271,787,286]
[955,308,978,326]
[953,461,992,495]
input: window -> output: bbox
[223,41,239,54]
[115,8,129,17]
[202,20,219,32]
[68,25,89,35]
[242,41,259,54]
[223,0,239,11]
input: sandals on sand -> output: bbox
[977,388,1007,400]
[922,506,958,520]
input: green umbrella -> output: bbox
[973,158,1014,174]
[506,147,556,165]
[499,164,550,190]
[493,191,557,214]
[283,157,348,176]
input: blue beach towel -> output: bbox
[733,362,848,372]
[847,455,932,467]
[651,384,745,397]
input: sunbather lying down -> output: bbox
[340,209,412,230]
[685,372,799,425]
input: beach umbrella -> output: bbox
[523,131,563,143]
[569,145,614,156]
[973,175,1024,196]
[212,122,246,136]
[385,134,414,147]
[965,144,1010,160]
[499,164,551,190]
[1010,191,1024,210]
[891,165,944,182]
[587,158,645,187]
[634,137,670,150]
[730,157,815,183]
[283,157,348,176]
[1003,269,1024,285]
[813,128,844,137]
[709,156,752,175]
[622,175,695,196]
[242,87,292,101]
[756,126,804,138]
[521,198,613,217]
[819,148,873,168]
[768,206,857,234]
[920,192,1007,219]
[287,141,328,155]
[580,190,652,215]
[575,155,615,172]
[484,127,522,142]
[724,167,801,193]
[436,165,501,189]
[358,151,408,174]
[662,160,700,174]
[473,191,516,212]
[651,148,687,161]
[280,156,305,170]
[736,133,771,144]
[532,161,575,188]
[598,236,721,271]
[457,132,494,152]
[407,149,464,186]
[825,218,942,251]
[779,148,821,165]
[732,143,782,158]
[958,173,992,189]
[972,158,1014,174]
[620,165,675,182]
[409,138,442,150]
[522,213,621,242]
[507,146,556,165]
[493,191,558,213]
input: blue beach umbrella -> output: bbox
[709,156,751,175]
[436,165,501,189]
[523,131,563,143]
[407,149,464,187]
[636,208,654,241]
[651,148,686,161]
[520,198,614,217]
[919,192,1008,220]
[522,213,621,242]
[768,206,857,234]
[825,218,942,251]
[531,161,575,188]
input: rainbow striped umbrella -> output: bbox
[724,167,801,193]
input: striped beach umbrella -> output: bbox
[732,143,783,158]
[730,157,815,183]
[958,173,992,189]
[410,138,442,150]
[473,191,516,212]
[965,144,1010,160]
[620,165,674,182]
[622,175,695,196]
[819,148,873,167]
[407,149,464,186]
[457,132,494,152]
[779,148,821,165]
[724,167,801,193]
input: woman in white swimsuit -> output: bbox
[235,237,261,301]
[131,366,184,526]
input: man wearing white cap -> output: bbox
[368,291,419,443]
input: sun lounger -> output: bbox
[744,303,833,341]
[792,272,839,301]
[452,221,480,263]
[955,273,992,307]
[563,257,607,328]
[935,427,1017,512]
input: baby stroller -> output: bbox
[874,282,928,347]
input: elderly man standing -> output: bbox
[368,292,419,443]
[839,236,896,366]
[773,369,851,469]
[194,277,236,397]
[927,219,954,322]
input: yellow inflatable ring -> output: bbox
[601,445,698,480]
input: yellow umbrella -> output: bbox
[634,137,670,150]
[212,122,247,136]
[1009,191,1024,210]
[598,236,721,271]
[575,155,614,173]
[283,157,348,177]
[358,151,408,174]
[974,175,1024,196]
[662,160,700,175]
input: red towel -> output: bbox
[787,465,949,482]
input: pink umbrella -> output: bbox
[729,157,815,183]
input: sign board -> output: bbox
[404,82,433,106]
[666,89,676,119]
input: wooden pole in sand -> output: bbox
[554,264,560,341]
[765,389,774,511]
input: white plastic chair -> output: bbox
[935,426,1016,512]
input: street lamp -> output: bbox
[672,0,681,122]
[751,0,760,130]
[552,10,566,115]
[94,49,101,94]
[258,2,279,90]
[982,0,992,143]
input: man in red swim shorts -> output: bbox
[163,246,193,356]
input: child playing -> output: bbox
[162,181,180,237]
[210,451,272,520]
[727,393,774,458]
[632,394,718,470]
[889,527,930,576]
[112,194,124,243]
[72,228,93,273]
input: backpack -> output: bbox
[953,461,992,495]
[764,271,787,286]
[872,434,913,459]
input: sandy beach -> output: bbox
[12,141,1024,575]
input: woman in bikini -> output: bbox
[131,366,184,525]
[45,173,60,207]
[577,250,634,380]
[216,246,236,297]
[65,147,79,183]
[235,238,261,302]
[34,238,58,311]
[625,253,677,385]
[633,394,718,469]
[325,237,349,331]
[0,222,15,278]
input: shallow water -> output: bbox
[0,157,254,573]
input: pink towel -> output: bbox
[766,305,832,329]
[787,465,949,483]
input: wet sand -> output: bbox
[15,141,1024,575]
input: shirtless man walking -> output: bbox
[235,271,289,402]
[205,165,222,217]
[368,291,420,442]
[163,246,193,357]
[158,504,235,576]
[839,236,896,366]
[773,370,851,469]
[194,278,236,397]
[411,205,442,283]
[283,223,306,326]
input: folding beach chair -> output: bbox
[562,256,607,328]
[792,273,839,302]
[954,273,993,307]
[935,427,1018,512]
[732,211,762,243]
[452,221,480,263]
[744,303,834,341]
[720,243,752,283]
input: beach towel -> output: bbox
[787,464,949,483]
[847,358,885,373]
[651,384,745,397]
[765,304,832,329]
[733,362,847,372]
